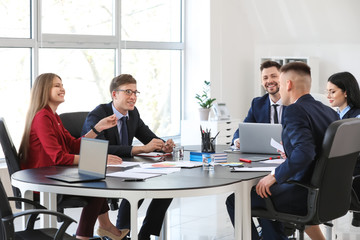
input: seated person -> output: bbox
[232,60,284,149]
[19,73,128,240]
[82,74,174,240]
[226,62,339,239]
[326,71,360,227]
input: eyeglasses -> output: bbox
[324,89,341,97]
[115,89,140,96]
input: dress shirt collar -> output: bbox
[338,105,351,120]
[269,97,282,106]
[111,103,129,120]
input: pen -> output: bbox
[123,178,145,182]
[239,158,252,163]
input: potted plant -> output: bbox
[195,80,216,120]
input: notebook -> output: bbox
[239,122,282,154]
[46,138,109,183]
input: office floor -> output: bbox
[12,193,360,239]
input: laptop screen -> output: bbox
[79,138,109,177]
[239,122,282,154]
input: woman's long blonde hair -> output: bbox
[18,73,61,163]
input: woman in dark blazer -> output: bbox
[327,71,360,227]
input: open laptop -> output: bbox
[239,122,282,154]
[46,138,109,183]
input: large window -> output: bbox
[0,0,183,157]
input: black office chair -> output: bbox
[59,112,119,211]
[350,173,360,226]
[0,178,76,240]
[252,118,360,240]
[0,117,88,217]
[59,111,90,139]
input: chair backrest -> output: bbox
[0,118,22,201]
[0,178,13,240]
[311,118,360,223]
[59,112,89,138]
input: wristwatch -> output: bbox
[91,125,101,135]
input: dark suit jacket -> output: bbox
[232,93,285,143]
[82,102,159,157]
[275,94,339,184]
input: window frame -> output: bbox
[0,0,184,142]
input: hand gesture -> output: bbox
[96,114,118,132]
[143,139,165,152]
[277,141,286,159]
[235,139,240,149]
[162,139,175,153]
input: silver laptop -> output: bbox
[46,138,109,183]
[239,122,282,154]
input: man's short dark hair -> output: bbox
[280,61,311,77]
[109,74,137,94]
[260,60,282,71]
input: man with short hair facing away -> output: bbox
[226,62,339,239]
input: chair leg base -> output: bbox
[352,212,360,227]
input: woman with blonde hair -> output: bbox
[19,73,128,239]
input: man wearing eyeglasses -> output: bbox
[82,74,174,240]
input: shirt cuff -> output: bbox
[271,169,275,176]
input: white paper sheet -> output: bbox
[106,171,161,180]
[141,161,202,168]
[107,161,141,168]
[231,166,277,172]
[126,167,181,175]
[270,138,284,153]
[262,159,285,164]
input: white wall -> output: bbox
[185,0,360,120]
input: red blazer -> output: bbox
[21,106,81,169]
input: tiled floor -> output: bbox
[13,193,360,239]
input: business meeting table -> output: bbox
[11,145,280,240]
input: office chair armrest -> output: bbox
[353,174,360,179]
[286,180,317,191]
[2,209,76,240]
[253,180,319,223]
[8,196,47,209]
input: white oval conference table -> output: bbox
[11,151,272,240]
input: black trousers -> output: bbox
[116,198,172,237]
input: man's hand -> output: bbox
[107,154,123,165]
[162,139,175,153]
[143,139,165,152]
[96,114,118,132]
[255,174,277,198]
[235,139,240,149]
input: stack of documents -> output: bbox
[211,153,227,163]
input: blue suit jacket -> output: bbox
[275,94,339,184]
[82,102,159,157]
[232,94,284,143]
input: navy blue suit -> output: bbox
[82,102,172,238]
[226,94,339,239]
[232,94,284,144]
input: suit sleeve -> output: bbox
[274,105,317,184]
[244,98,257,123]
[134,116,160,145]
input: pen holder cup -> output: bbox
[201,137,215,153]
